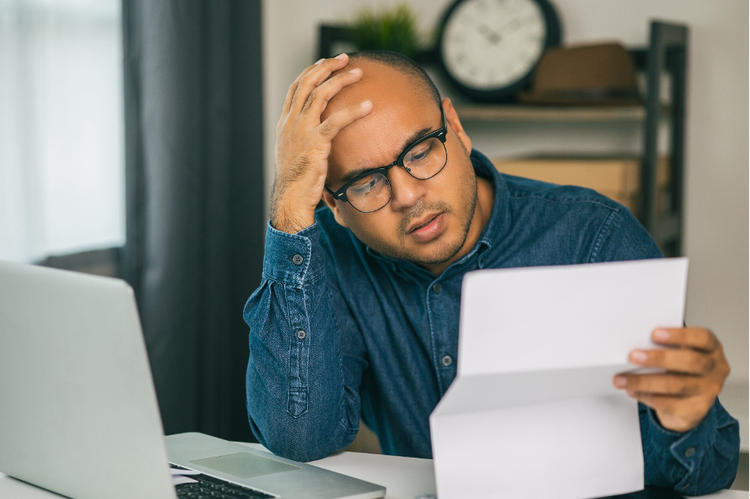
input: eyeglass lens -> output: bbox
[347,137,447,213]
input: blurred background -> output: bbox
[0,0,746,487]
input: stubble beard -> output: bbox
[359,171,479,267]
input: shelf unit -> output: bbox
[318,21,688,256]
[453,104,647,121]
[642,22,688,256]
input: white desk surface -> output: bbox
[0,442,746,499]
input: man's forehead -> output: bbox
[327,101,439,186]
[323,60,417,116]
[323,60,440,181]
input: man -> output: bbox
[244,51,739,494]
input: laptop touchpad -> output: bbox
[191,452,301,479]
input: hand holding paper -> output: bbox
[430,258,690,499]
[615,326,730,432]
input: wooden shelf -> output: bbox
[454,104,647,122]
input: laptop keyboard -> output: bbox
[171,464,275,499]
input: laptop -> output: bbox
[0,260,385,499]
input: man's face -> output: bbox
[323,62,480,273]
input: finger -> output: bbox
[652,327,718,352]
[317,100,373,141]
[282,57,327,116]
[301,67,364,116]
[290,54,350,114]
[614,373,702,397]
[279,55,350,133]
[628,348,716,375]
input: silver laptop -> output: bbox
[0,260,385,499]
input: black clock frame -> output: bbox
[437,0,563,103]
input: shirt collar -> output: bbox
[470,148,509,260]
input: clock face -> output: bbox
[442,0,548,91]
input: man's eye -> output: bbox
[406,143,432,163]
[350,175,382,195]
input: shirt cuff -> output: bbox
[645,403,717,494]
[262,221,325,286]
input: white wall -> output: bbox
[262,0,748,394]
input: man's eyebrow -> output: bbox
[338,126,434,186]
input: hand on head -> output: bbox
[272,54,372,234]
[614,327,730,432]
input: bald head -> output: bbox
[347,51,441,106]
[323,51,441,119]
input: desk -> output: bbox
[0,443,746,499]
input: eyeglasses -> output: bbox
[324,107,448,213]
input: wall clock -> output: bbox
[438,0,562,102]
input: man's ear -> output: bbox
[442,98,472,152]
[322,190,348,228]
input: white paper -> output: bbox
[171,468,201,486]
[430,258,688,499]
[457,258,688,377]
[172,475,199,486]
[170,469,201,476]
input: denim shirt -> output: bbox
[245,150,739,494]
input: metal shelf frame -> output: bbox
[641,21,688,255]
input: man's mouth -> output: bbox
[408,213,441,234]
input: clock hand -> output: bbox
[495,17,525,37]
[478,23,502,44]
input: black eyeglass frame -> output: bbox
[324,107,448,213]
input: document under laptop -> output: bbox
[0,260,385,499]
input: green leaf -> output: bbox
[348,3,422,59]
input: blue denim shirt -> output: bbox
[245,150,739,494]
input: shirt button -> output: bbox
[292,254,304,265]
[296,330,306,340]
[681,483,691,490]
[432,283,442,294]
[684,447,696,457]
[441,355,452,367]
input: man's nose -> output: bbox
[388,166,427,210]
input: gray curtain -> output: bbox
[121,0,264,441]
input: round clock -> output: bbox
[438,0,562,102]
